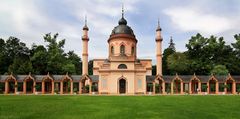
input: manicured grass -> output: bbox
[0,95,239,119]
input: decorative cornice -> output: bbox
[82,37,89,41]
[155,38,163,42]
[82,53,88,56]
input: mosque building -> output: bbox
[0,9,240,95]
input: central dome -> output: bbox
[111,17,135,36]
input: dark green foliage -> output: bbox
[0,39,7,74]
[44,33,67,74]
[67,51,82,75]
[210,65,229,75]
[0,33,83,75]
[30,45,48,74]
[162,48,175,75]
[184,33,239,75]
[167,52,189,75]
[4,37,31,74]
[88,60,93,75]
[152,65,156,75]
[232,34,240,57]
[8,57,33,74]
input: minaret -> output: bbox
[82,16,89,75]
[156,19,163,76]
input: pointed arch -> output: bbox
[154,75,165,94]
[119,42,126,55]
[110,43,114,55]
[79,75,92,94]
[23,75,35,94]
[5,75,17,94]
[190,76,201,94]
[61,75,73,94]
[171,75,183,94]
[208,75,218,94]
[42,75,54,94]
[225,75,235,94]
[5,74,17,82]
[111,46,114,55]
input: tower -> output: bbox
[82,16,89,75]
[156,19,163,76]
[168,36,176,51]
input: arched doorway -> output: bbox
[155,78,163,94]
[25,78,34,93]
[191,79,199,94]
[119,79,126,94]
[80,77,92,94]
[173,79,181,94]
[6,78,16,94]
[43,78,53,94]
[226,80,233,94]
[62,78,72,94]
[209,79,216,94]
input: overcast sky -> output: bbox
[0,0,240,64]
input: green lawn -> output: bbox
[0,95,239,119]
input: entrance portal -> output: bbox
[119,79,126,94]
[191,79,199,94]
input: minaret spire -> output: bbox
[83,15,89,30]
[85,15,87,26]
[156,18,161,31]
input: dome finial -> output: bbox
[122,3,124,18]
[118,3,127,25]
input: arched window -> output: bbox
[120,45,125,55]
[118,64,127,69]
[131,46,135,55]
[111,46,114,55]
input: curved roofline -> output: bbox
[108,34,137,43]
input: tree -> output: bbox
[185,33,210,74]
[167,52,189,75]
[210,65,229,75]
[5,37,30,59]
[232,34,240,58]
[30,45,48,74]
[44,33,66,74]
[162,48,175,75]
[230,34,240,74]
[8,56,33,74]
[0,38,7,74]
[62,62,76,74]
[5,37,31,74]
[186,33,236,75]
[67,51,82,74]
[152,65,156,75]
[88,60,93,75]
